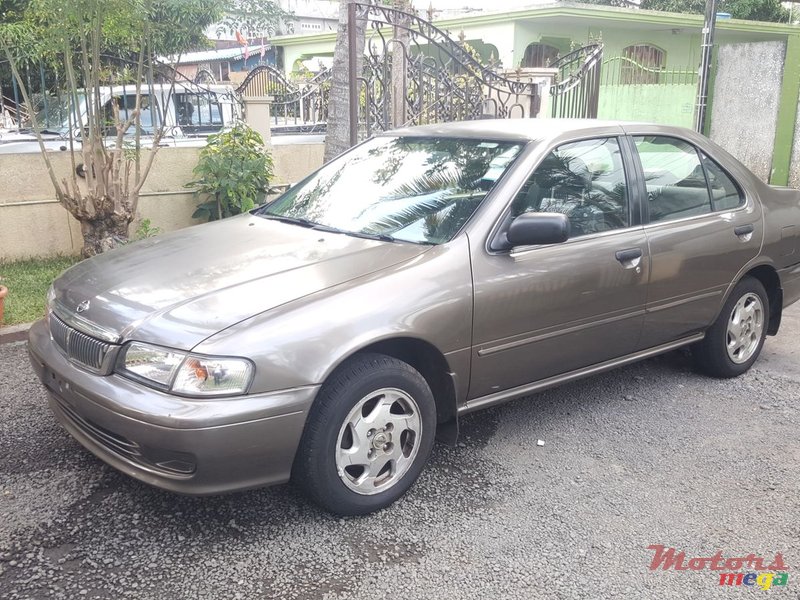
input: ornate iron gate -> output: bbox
[347,3,540,144]
[236,64,330,130]
[549,44,603,119]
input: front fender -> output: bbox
[194,236,474,396]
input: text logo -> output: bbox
[647,545,789,591]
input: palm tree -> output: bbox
[324,0,367,162]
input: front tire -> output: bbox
[692,276,769,378]
[292,353,436,516]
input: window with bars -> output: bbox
[522,43,560,68]
[621,44,665,84]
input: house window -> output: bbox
[621,44,665,84]
[522,43,560,68]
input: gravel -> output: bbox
[1,306,798,599]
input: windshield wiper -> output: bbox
[344,230,398,243]
[260,212,401,243]
[259,213,319,228]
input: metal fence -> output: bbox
[600,56,698,86]
[1,57,241,138]
[236,64,330,132]
[1,61,67,128]
[549,44,603,119]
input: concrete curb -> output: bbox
[0,322,32,345]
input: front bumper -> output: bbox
[28,319,319,495]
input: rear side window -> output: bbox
[174,92,223,133]
[102,94,160,135]
[634,136,745,223]
[701,152,744,211]
[633,136,711,223]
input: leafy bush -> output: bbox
[189,123,274,221]
[135,218,161,240]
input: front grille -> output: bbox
[50,314,113,371]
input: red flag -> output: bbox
[235,30,247,46]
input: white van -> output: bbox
[0,82,241,154]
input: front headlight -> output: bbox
[172,356,254,396]
[121,342,186,389]
[118,342,254,397]
[46,284,56,314]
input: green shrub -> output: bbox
[188,123,274,221]
[134,218,161,240]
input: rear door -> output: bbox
[627,131,763,348]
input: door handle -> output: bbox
[734,223,754,239]
[615,247,643,271]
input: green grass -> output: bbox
[0,256,82,326]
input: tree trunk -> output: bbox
[74,194,136,257]
[324,0,367,163]
[79,214,132,257]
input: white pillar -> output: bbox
[242,95,273,145]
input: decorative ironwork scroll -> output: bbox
[549,44,603,119]
[236,64,331,130]
[348,3,541,142]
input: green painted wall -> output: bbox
[597,84,697,127]
[771,35,800,185]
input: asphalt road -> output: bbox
[1,307,798,599]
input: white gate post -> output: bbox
[243,95,273,144]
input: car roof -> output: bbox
[384,119,681,143]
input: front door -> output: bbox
[469,136,649,399]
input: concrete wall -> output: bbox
[0,142,325,261]
[709,41,786,182]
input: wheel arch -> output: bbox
[743,264,782,335]
[323,337,460,444]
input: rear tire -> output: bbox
[292,353,436,516]
[692,276,769,378]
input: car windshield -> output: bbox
[259,136,524,245]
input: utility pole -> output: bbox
[694,0,719,133]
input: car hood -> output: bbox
[52,214,430,349]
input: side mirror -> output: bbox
[506,212,570,247]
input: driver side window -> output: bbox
[511,137,629,238]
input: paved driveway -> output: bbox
[1,307,798,599]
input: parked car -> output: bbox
[28,120,800,515]
[0,82,240,154]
